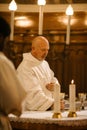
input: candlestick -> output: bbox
[68,80,77,117]
[52,84,62,118]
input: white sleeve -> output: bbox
[0,59,26,116]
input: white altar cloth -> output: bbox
[9,110,87,126]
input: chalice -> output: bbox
[60,93,65,111]
[78,93,86,110]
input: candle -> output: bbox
[38,0,46,35]
[69,80,76,112]
[10,11,14,41]
[53,84,60,113]
[66,5,74,45]
[66,15,71,45]
[9,0,17,41]
[38,5,43,35]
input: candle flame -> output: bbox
[9,0,17,11]
[37,0,46,5]
[66,4,74,16]
[71,80,74,84]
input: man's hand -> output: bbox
[46,83,55,91]
[60,99,65,111]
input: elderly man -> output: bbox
[17,36,61,111]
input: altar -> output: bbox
[9,109,87,130]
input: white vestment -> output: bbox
[17,53,59,111]
[0,52,26,130]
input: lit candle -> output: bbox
[8,0,17,41]
[66,4,74,45]
[69,80,76,112]
[37,0,46,35]
[53,84,60,113]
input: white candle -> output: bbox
[10,11,14,41]
[53,84,60,113]
[38,5,43,35]
[66,5,74,45]
[66,15,71,45]
[69,80,76,112]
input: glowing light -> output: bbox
[15,16,33,27]
[71,80,74,84]
[57,16,76,26]
[9,0,17,11]
[37,0,46,5]
[66,5,74,16]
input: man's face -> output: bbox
[32,42,49,61]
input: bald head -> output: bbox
[31,36,49,61]
[32,36,49,48]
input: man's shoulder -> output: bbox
[23,52,30,58]
[43,60,49,64]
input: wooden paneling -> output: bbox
[0,11,87,42]
[1,0,87,4]
[47,43,87,95]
